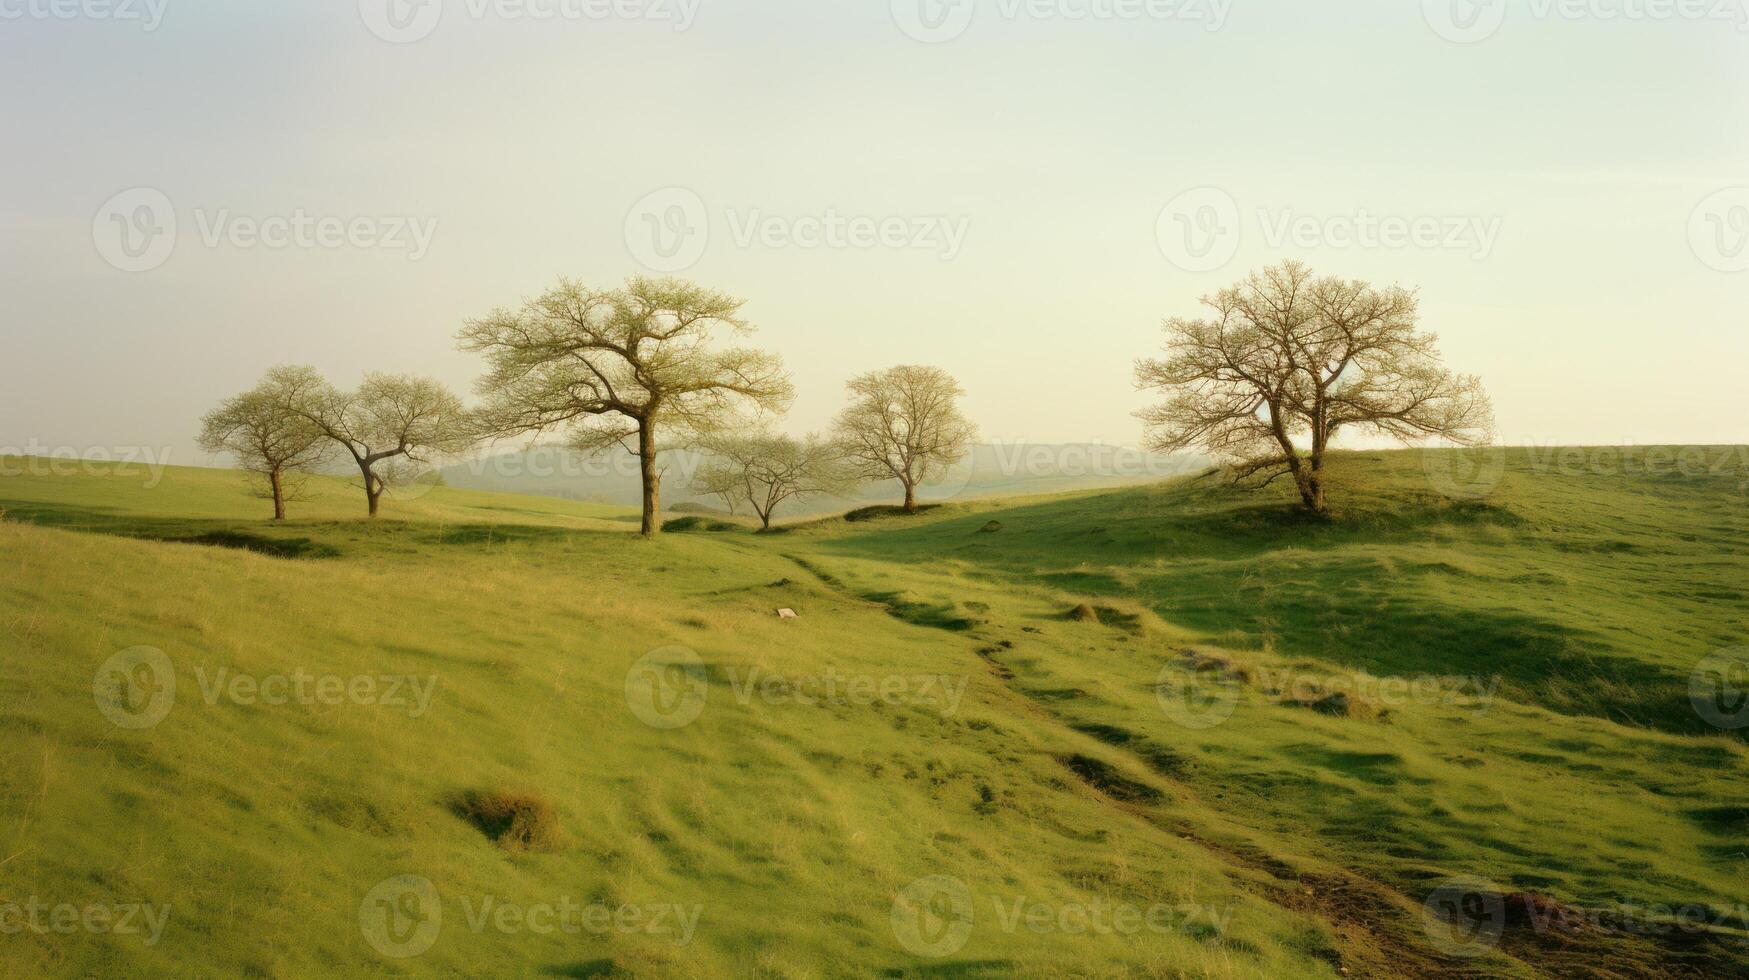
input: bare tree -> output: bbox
[832,365,976,512]
[459,276,793,537]
[691,433,853,530]
[198,367,332,520]
[1135,261,1493,514]
[279,367,475,518]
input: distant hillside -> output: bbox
[439,443,1208,518]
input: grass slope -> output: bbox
[1,449,1745,977]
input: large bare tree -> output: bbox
[832,365,976,512]
[279,367,475,517]
[691,433,853,530]
[1135,261,1493,514]
[459,276,793,536]
[198,367,332,520]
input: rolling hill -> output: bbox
[1,448,1745,977]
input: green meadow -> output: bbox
[2,448,1746,977]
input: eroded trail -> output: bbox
[775,540,1749,979]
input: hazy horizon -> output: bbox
[4,0,1746,468]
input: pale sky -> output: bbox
[3,0,1746,467]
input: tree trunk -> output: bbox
[360,461,382,518]
[638,425,660,537]
[1306,446,1327,514]
[903,481,917,512]
[270,469,286,521]
[1291,465,1326,514]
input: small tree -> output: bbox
[198,367,331,520]
[692,433,853,530]
[832,365,976,512]
[279,367,475,518]
[459,276,793,537]
[1135,261,1493,514]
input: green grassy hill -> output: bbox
[1,449,1745,977]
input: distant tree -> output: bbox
[1135,261,1493,514]
[459,276,793,537]
[692,433,854,530]
[832,365,976,512]
[197,367,332,520]
[279,367,476,518]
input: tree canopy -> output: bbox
[1136,261,1493,513]
[691,433,854,529]
[278,367,475,517]
[197,366,332,520]
[460,276,793,536]
[832,365,976,512]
